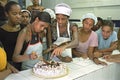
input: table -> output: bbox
[5,57,120,80]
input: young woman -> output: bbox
[72,13,98,60]
[0,1,22,70]
[49,3,78,62]
[20,9,31,29]
[93,20,118,65]
[27,0,44,12]
[12,11,51,70]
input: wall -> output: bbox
[42,0,120,20]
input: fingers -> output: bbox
[29,52,38,60]
[103,55,111,59]
[51,47,63,57]
[60,56,72,62]
[100,62,107,66]
[7,64,19,73]
[11,67,19,73]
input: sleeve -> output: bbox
[89,31,98,47]
[112,31,118,42]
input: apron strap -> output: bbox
[56,22,70,38]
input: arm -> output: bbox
[65,25,79,48]
[72,48,81,57]
[12,28,30,62]
[57,55,72,62]
[0,68,11,80]
[0,63,18,80]
[46,25,52,47]
[93,57,107,65]
[51,25,79,56]
[87,46,96,60]
[98,41,117,55]
[105,54,120,62]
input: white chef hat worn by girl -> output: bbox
[81,13,98,25]
[55,3,72,17]
[43,8,56,19]
[21,9,31,17]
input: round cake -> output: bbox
[32,61,68,78]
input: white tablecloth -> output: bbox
[5,50,120,80]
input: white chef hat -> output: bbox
[21,9,31,17]
[43,8,56,19]
[55,3,72,16]
[81,13,97,25]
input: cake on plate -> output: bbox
[32,61,68,78]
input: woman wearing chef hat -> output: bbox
[49,3,78,62]
[72,13,98,60]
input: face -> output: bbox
[33,18,49,33]
[21,12,30,25]
[56,14,68,27]
[6,5,21,25]
[82,18,94,32]
[102,26,112,40]
[32,0,39,5]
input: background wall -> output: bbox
[42,0,120,20]
[10,0,120,20]
[12,0,120,27]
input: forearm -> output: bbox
[72,49,81,57]
[66,39,78,48]
[0,69,12,80]
[88,53,93,60]
[111,58,120,62]
[88,47,95,60]
[100,48,114,53]
[65,30,78,48]
[101,41,117,53]
[13,54,29,62]
[111,54,120,58]
[102,52,112,55]
[46,26,52,47]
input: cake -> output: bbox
[32,61,68,78]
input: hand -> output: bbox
[29,52,38,60]
[51,46,66,57]
[94,58,107,65]
[7,63,19,73]
[60,56,72,62]
[81,53,88,59]
[104,55,114,62]
[94,51,103,58]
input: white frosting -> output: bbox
[33,61,68,78]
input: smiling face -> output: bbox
[6,4,21,25]
[56,14,68,27]
[101,26,112,40]
[82,18,94,32]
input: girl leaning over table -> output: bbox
[104,28,120,62]
[72,13,98,60]
[94,20,118,65]
[12,11,51,70]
